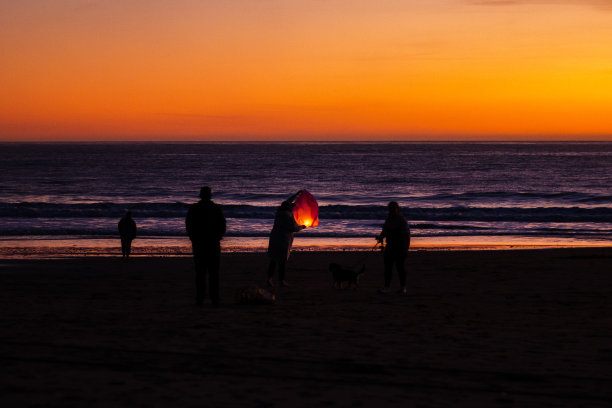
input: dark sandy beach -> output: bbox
[2,248,612,407]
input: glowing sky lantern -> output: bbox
[293,190,319,227]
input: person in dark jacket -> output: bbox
[186,186,226,305]
[376,201,410,295]
[118,210,137,258]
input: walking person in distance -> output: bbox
[118,210,137,259]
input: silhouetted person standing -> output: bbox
[267,190,306,288]
[186,186,226,306]
[118,210,137,258]
[376,201,410,295]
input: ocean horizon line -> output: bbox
[3,140,612,145]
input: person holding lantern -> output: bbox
[376,201,410,295]
[118,210,137,259]
[267,190,307,288]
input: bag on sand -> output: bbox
[235,285,276,305]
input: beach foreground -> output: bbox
[1,249,612,407]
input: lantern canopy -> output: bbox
[293,190,319,227]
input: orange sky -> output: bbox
[2,0,612,141]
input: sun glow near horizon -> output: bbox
[2,0,612,141]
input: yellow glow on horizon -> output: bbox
[1,1,612,140]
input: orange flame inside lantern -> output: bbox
[293,190,319,227]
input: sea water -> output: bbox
[1,142,611,256]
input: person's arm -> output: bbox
[403,221,410,251]
[287,190,302,203]
[376,220,388,243]
[279,190,302,212]
[293,220,306,232]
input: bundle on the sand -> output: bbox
[235,285,276,305]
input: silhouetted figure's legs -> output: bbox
[384,250,406,288]
[193,241,220,305]
[121,237,132,258]
[267,259,287,286]
[193,243,206,303]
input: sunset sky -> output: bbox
[2,0,612,141]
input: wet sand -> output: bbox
[2,248,612,407]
